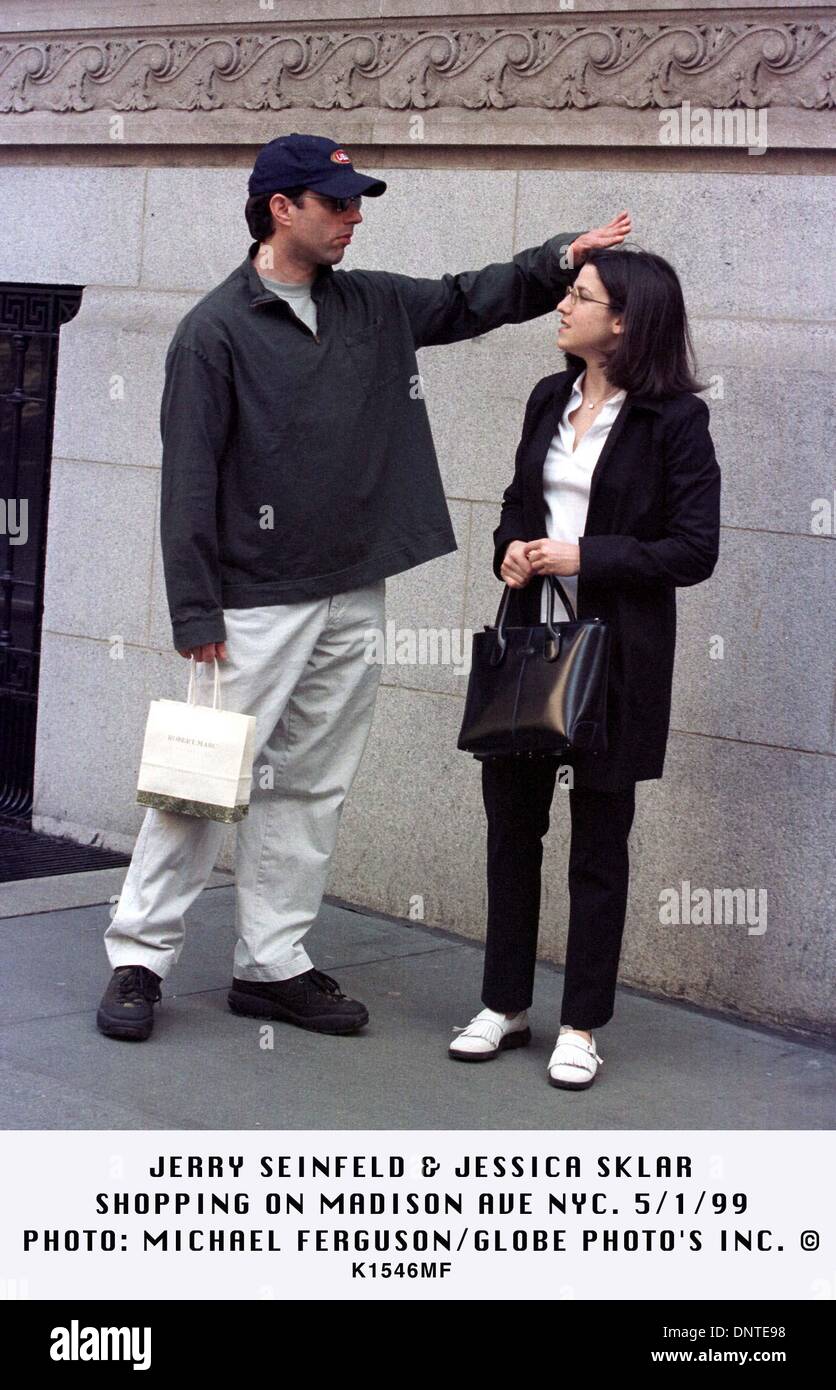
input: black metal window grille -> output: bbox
[0,283,83,826]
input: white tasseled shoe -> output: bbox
[448,1007,531,1062]
[547,1026,603,1089]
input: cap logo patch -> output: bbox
[330,149,352,164]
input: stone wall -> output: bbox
[0,1,833,1035]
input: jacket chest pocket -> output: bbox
[343,317,399,390]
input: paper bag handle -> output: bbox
[186,655,222,711]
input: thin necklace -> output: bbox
[583,383,621,410]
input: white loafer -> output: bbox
[448,1007,531,1062]
[547,1027,603,1089]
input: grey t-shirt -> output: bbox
[257,273,318,337]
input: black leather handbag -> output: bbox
[457,575,611,759]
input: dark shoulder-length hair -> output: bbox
[564,247,704,398]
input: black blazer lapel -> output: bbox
[584,394,633,521]
[540,369,630,531]
[551,369,579,432]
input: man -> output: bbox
[97,132,631,1042]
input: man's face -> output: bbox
[271,189,364,266]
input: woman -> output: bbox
[448,247,721,1089]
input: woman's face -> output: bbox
[556,264,622,360]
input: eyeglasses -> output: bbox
[303,191,363,214]
[563,284,613,308]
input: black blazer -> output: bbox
[492,365,721,791]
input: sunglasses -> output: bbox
[303,191,363,214]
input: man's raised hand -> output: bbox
[569,211,632,266]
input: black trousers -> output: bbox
[480,756,637,1030]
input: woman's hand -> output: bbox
[500,539,534,589]
[524,539,580,576]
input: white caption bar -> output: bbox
[0,1130,832,1301]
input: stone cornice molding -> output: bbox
[1,14,834,147]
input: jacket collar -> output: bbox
[625,390,664,413]
[242,242,334,309]
[548,364,663,524]
[552,364,664,422]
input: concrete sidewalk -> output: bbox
[1,870,834,1131]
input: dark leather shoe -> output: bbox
[228,968,368,1035]
[97,965,162,1041]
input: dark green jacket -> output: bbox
[160,233,579,650]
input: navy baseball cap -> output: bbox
[248,133,387,199]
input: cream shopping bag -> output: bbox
[136,657,257,823]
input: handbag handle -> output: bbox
[494,575,577,659]
[186,655,222,711]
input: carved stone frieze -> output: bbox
[0,20,834,122]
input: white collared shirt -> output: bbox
[539,369,626,621]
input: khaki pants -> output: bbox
[104,580,385,982]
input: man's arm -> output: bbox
[159,339,232,653]
[381,233,579,349]
[578,398,721,589]
[491,377,555,578]
[375,213,632,350]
